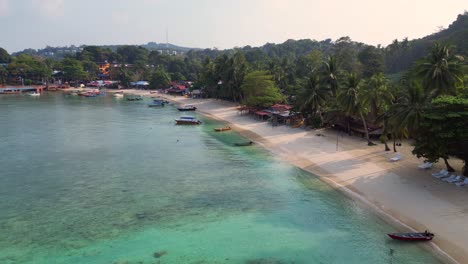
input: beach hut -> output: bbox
[166,85,186,95]
[254,110,271,121]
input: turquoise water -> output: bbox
[0,93,443,264]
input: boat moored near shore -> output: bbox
[214,126,231,132]
[175,116,202,125]
[177,104,197,111]
[387,231,434,241]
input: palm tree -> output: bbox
[299,74,331,125]
[337,73,374,145]
[321,56,339,96]
[414,43,464,97]
[387,82,427,136]
[362,73,394,122]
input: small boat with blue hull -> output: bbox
[175,116,202,125]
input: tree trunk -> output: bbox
[393,137,397,152]
[347,117,351,136]
[443,158,455,172]
[384,141,390,151]
[382,122,390,151]
[359,111,373,146]
[318,110,324,127]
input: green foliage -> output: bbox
[150,67,171,89]
[337,73,363,116]
[7,54,51,84]
[61,58,87,81]
[109,65,133,87]
[362,73,393,122]
[116,45,148,65]
[412,96,468,175]
[170,72,186,81]
[298,74,331,124]
[0,66,7,84]
[320,55,339,96]
[334,36,362,74]
[0,47,11,63]
[241,71,284,107]
[358,46,385,78]
[197,52,249,101]
[384,12,468,74]
[388,82,427,135]
[81,60,99,79]
[414,43,464,97]
[79,46,115,62]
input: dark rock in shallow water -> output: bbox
[153,250,167,258]
[135,212,147,219]
[245,258,285,264]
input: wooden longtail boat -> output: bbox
[214,126,231,132]
[234,141,253,146]
[387,231,434,241]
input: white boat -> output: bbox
[175,116,202,125]
[26,92,40,96]
[114,93,124,98]
[177,104,197,111]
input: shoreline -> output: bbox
[107,89,465,263]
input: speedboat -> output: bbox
[175,116,201,125]
[177,104,197,111]
[387,231,434,241]
[26,92,40,96]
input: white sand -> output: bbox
[115,90,468,263]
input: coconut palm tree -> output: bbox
[387,81,427,136]
[321,55,339,96]
[362,73,394,122]
[337,73,374,145]
[299,74,332,125]
[414,43,464,97]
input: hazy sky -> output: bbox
[0,0,466,53]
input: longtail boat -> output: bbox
[214,126,231,132]
[387,231,434,241]
[234,141,253,146]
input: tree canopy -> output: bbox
[413,96,468,176]
[241,71,284,107]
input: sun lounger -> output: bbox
[447,175,462,183]
[432,170,449,179]
[418,162,433,169]
[389,153,401,162]
[432,169,448,177]
[456,178,468,187]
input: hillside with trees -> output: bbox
[1,12,467,175]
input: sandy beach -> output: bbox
[106,89,467,263]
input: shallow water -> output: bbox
[0,93,443,264]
